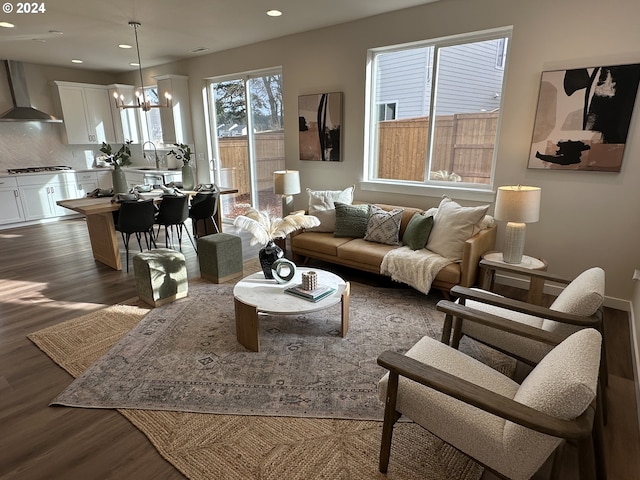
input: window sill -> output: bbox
[359,180,496,203]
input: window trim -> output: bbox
[363,26,512,199]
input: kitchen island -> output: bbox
[57,187,237,271]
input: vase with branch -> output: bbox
[234,208,320,279]
[100,140,133,193]
[169,143,195,190]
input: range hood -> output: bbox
[0,60,62,123]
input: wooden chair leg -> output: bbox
[549,441,566,480]
[380,371,401,473]
[576,435,597,480]
[441,313,453,344]
[593,397,607,480]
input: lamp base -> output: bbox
[503,222,526,264]
[281,195,294,217]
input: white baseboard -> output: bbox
[494,273,630,311]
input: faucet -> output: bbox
[142,141,160,170]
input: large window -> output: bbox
[365,28,511,192]
[139,86,165,147]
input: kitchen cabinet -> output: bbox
[52,81,116,145]
[155,74,193,145]
[0,177,25,225]
[96,170,112,190]
[17,173,79,221]
[75,171,98,198]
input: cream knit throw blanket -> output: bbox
[381,246,454,294]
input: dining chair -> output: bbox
[154,195,195,251]
[188,188,220,240]
[114,199,157,272]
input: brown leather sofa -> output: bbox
[290,203,497,296]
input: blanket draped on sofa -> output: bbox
[380,246,454,294]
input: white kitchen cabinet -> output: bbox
[0,177,25,225]
[17,173,79,221]
[155,74,193,145]
[96,170,112,189]
[75,171,98,198]
[52,81,116,145]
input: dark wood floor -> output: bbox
[0,218,638,479]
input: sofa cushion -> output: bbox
[364,205,403,245]
[403,213,434,250]
[337,238,397,268]
[291,231,353,257]
[334,202,369,238]
[307,185,355,232]
[426,196,489,261]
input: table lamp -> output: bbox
[494,185,541,264]
[274,170,301,217]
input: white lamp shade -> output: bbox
[274,170,301,195]
[494,186,541,223]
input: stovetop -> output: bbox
[7,166,73,174]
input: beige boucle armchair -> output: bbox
[377,317,602,480]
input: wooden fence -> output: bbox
[216,112,497,214]
[377,112,498,184]
[218,131,285,216]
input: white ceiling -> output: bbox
[0,0,440,73]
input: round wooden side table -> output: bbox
[481,251,548,305]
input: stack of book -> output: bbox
[284,283,336,302]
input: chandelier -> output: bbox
[113,21,172,112]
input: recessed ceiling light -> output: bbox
[190,47,209,53]
[266,9,282,17]
[119,44,132,49]
[49,30,63,35]
[129,62,140,67]
[32,38,47,43]
[71,59,83,64]
[0,22,15,28]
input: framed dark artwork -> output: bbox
[528,63,640,171]
[298,92,343,161]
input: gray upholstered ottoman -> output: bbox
[198,233,243,283]
[133,248,188,307]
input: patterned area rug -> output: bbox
[46,282,512,419]
[28,276,514,479]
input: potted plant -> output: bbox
[100,140,133,193]
[169,143,195,190]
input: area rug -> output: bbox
[43,282,513,420]
[27,278,513,479]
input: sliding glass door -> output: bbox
[206,68,284,223]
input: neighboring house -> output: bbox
[376,38,507,120]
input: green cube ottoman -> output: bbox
[198,233,243,283]
[133,248,188,307]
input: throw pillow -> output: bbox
[402,213,434,250]
[334,202,369,238]
[307,185,355,232]
[364,205,403,245]
[426,196,489,260]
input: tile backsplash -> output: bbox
[0,122,100,171]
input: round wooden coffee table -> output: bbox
[233,267,350,352]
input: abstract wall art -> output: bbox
[298,92,343,161]
[528,63,640,172]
